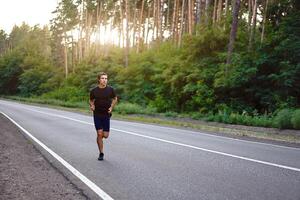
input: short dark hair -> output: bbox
[97,72,107,83]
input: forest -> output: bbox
[0,0,299,129]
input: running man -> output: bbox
[89,72,117,160]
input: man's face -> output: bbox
[99,75,108,86]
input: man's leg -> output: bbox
[103,131,110,139]
[97,117,110,160]
[97,129,104,153]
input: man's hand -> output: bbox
[90,104,95,111]
[109,97,117,113]
[89,100,95,111]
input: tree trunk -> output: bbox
[226,0,240,66]
[172,0,178,41]
[157,0,161,42]
[217,0,222,21]
[152,0,156,42]
[195,0,202,25]
[125,0,130,67]
[137,0,145,52]
[213,0,218,24]
[188,0,194,34]
[95,1,102,55]
[205,0,211,25]
[260,0,268,43]
[64,34,68,78]
[160,0,164,41]
[84,3,88,57]
[120,0,125,48]
[78,0,85,61]
[132,2,137,47]
[224,0,228,16]
[248,0,252,32]
[145,4,151,49]
[249,0,257,50]
[166,0,171,29]
[175,0,180,44]
[179,0,186,47]
[70,35,74,73]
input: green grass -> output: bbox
[114,102,156,115]
[2,96,300,144]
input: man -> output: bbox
[90,72,117,161]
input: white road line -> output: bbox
[118,120,300,151]
[1,112,114,200]
[1,100,300,151]
[13,107,300,173]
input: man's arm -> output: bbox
[108,96,118,113]
[89,99,95,111]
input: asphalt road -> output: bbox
[1,99,300,200]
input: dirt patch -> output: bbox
[0,114,87,200]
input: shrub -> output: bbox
[291,109,300,129]
[190,112,204,120]
[164,111,178,118]
[114,102,156,115]
[273,109,293,129]
[41,86,87,102]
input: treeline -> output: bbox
[0,0,299,129]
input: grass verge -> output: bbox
[2,96,300,145]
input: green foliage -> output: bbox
[116,51,156,105]
[273,109,293,129]
[0,52,23,94]
[0,0,299,130]
[0,29,7,55]
[114,102,156,115]
[18,66,54,96]
[164,111,178,118]
[41,86,88,103]
[291,109,300,129]
[0,25,54,96]
[40,70,64,92]
[6,96,88,109]
[204,111,273,127]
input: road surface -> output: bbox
[0,99,300,200]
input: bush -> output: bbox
[114,102,156,115]
[190,112,204,120]
[251,115,273,128]
[164,111,178,118]
[291,109,300,129]
[41,86,88,102]
[18,67,53,96]
[273,109,293,129]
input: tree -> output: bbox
[125,0,130,67]
[248,0,257,50]
[50,0,78,77]
[0,30,8,55]
[226,0,241,66]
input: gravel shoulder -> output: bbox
[0,114,88,200]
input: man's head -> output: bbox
[97,72,108,87]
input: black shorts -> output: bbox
[93,115,110,132]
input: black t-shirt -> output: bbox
[90,86,116,117]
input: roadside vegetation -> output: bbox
[0,0,299,130]
[5,95,300,131]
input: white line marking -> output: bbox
[112,120,300,150]
[8,106,300,173]
[1,112,114,200]
[1,100,300,151]
[112,128,300,172]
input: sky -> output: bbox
[0,0,58,34]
